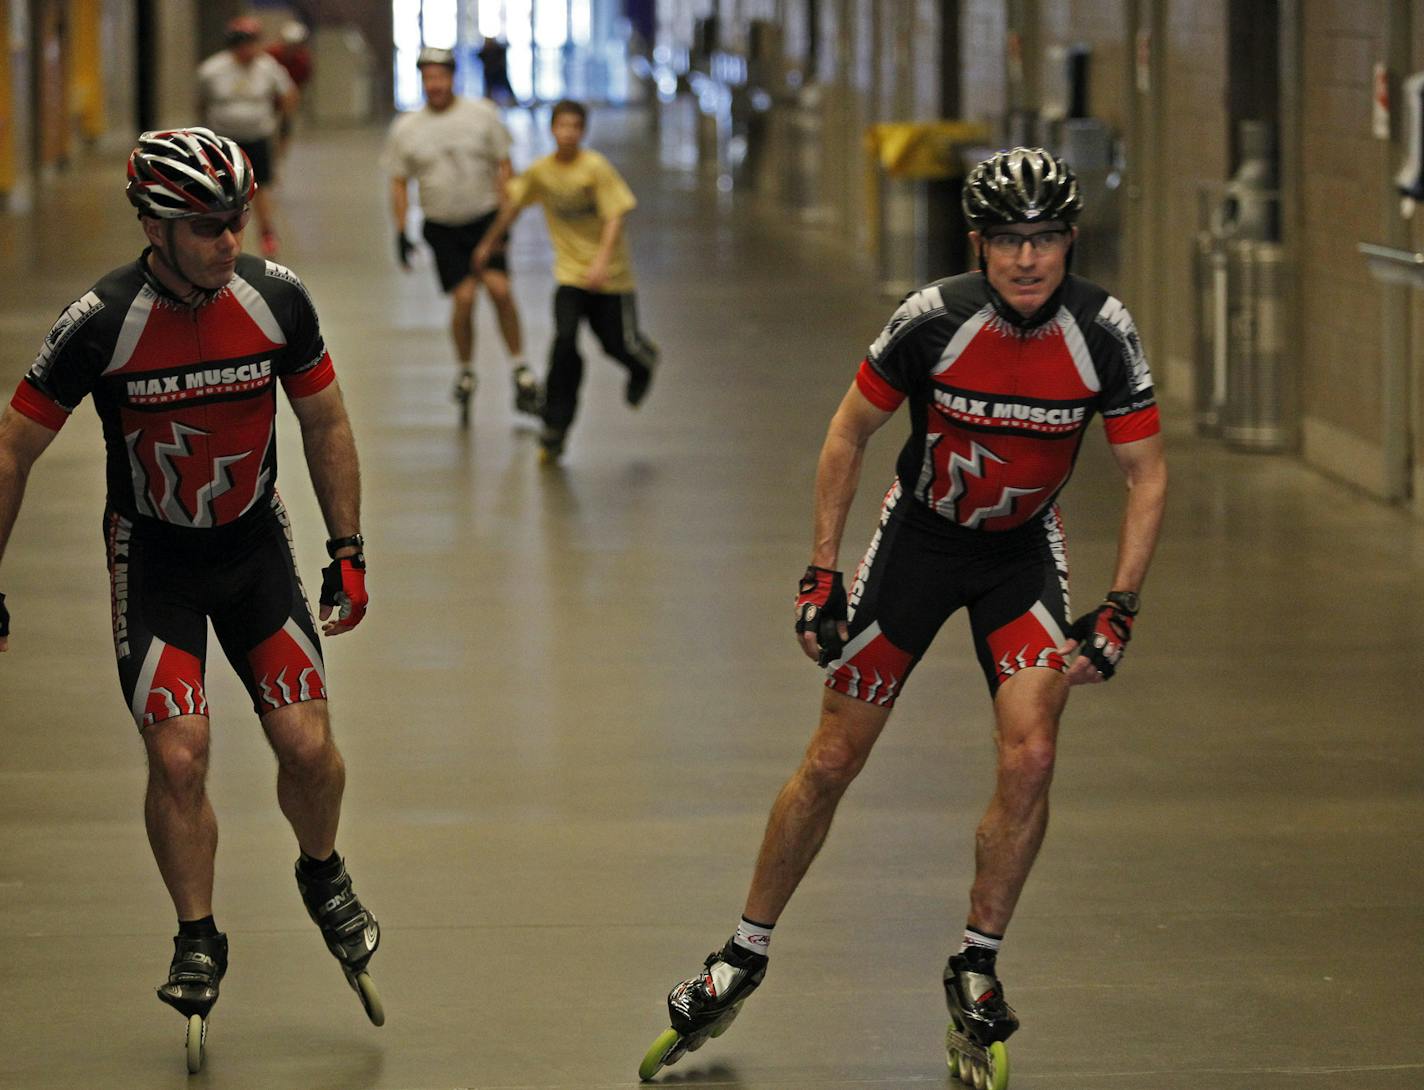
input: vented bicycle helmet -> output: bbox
[125,128,256,219]
[416,46,457,69]
[962,147,1082,230]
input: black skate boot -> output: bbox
[155,932,227,1073]
[638,939,767,1081]
[538,426,566,465]
[943,949,1016,1089]
[294,856,385,1026]
[512,364,543,415]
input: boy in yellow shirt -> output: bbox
[475,99,658,462]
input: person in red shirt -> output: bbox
[0,129,384,1069]
[640,148,1168,1085]
[267,21,314,160]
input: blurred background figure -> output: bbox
[384,46,533,426]
[267,21,315,160]
[197,16,298,259]
[478,35,515,106]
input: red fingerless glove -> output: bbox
[319,556,368,632]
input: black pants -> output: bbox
[544,285,658,433]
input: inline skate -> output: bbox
[638,940,766,1081]
[295,856,385,1026]
[453,369,475,428]
[512,364,543,416]
[943,950,1017,1089]
[155,931,227,1073]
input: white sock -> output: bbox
[733,915,774,956]
[959,926,1003,956]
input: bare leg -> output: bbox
[450,276,478,370]
[261,700,346,859]
[742,689,892,923]
[142,714,217,920]
[967,667,1069,934]
[481,269,524,359]
[251,187,277,239]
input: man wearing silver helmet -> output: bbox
[640,148,1167,1085]
[0,128,384,1069]
[383,45,536,422]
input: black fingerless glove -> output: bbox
[1067,601,1134,680]
[794,566,848,667]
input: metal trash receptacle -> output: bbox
[1192,230,1228,437]
[1221,240,1291,451]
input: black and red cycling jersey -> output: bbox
[855,272,1160,533]
[10,250,335,528]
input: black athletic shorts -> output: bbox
[825,480,1072,705]
[236,138,274,185]
[423,210,507,292]
[105,493,327,730]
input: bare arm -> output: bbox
[583,212,625,292]
[390,176,410,237]
[288,381,361,551]
[1104,432,1168,594]
[1061,431,1168,684]
[797,382,895,660]
[0,406,62,651]
[473,200,524,273]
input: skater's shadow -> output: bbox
[651,1063,745,1085]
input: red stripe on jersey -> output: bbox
[281,352,335,399]
[10,380,70,431]
[1104,404,1161,444]
[856,359,905,412]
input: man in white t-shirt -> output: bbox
[382,47,535,419]
[196,17,297,258]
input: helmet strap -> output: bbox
[147,222,211,306]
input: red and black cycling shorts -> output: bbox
[105,493,327,730]
[825,481,1071,706]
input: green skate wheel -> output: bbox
[185,1013,205,1073]
[638,1028,681,1081]
[355,972,385,1027]
[986,1040,1010,1090]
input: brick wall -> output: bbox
[961,0,1008,126]
[1298,0,1391,448]
[1158,1,1229,398]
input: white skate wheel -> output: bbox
[185,1013,205,1073]
[355,972,385,1026]
[972,1057,988,1090]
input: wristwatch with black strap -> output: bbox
[326,533,365,559]
[1105,590,1140,615]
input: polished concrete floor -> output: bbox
[1,106,1422,1089]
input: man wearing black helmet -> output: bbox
[383,45,536,420]
[0,128,384,1067]
[640,148,1166,1084]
